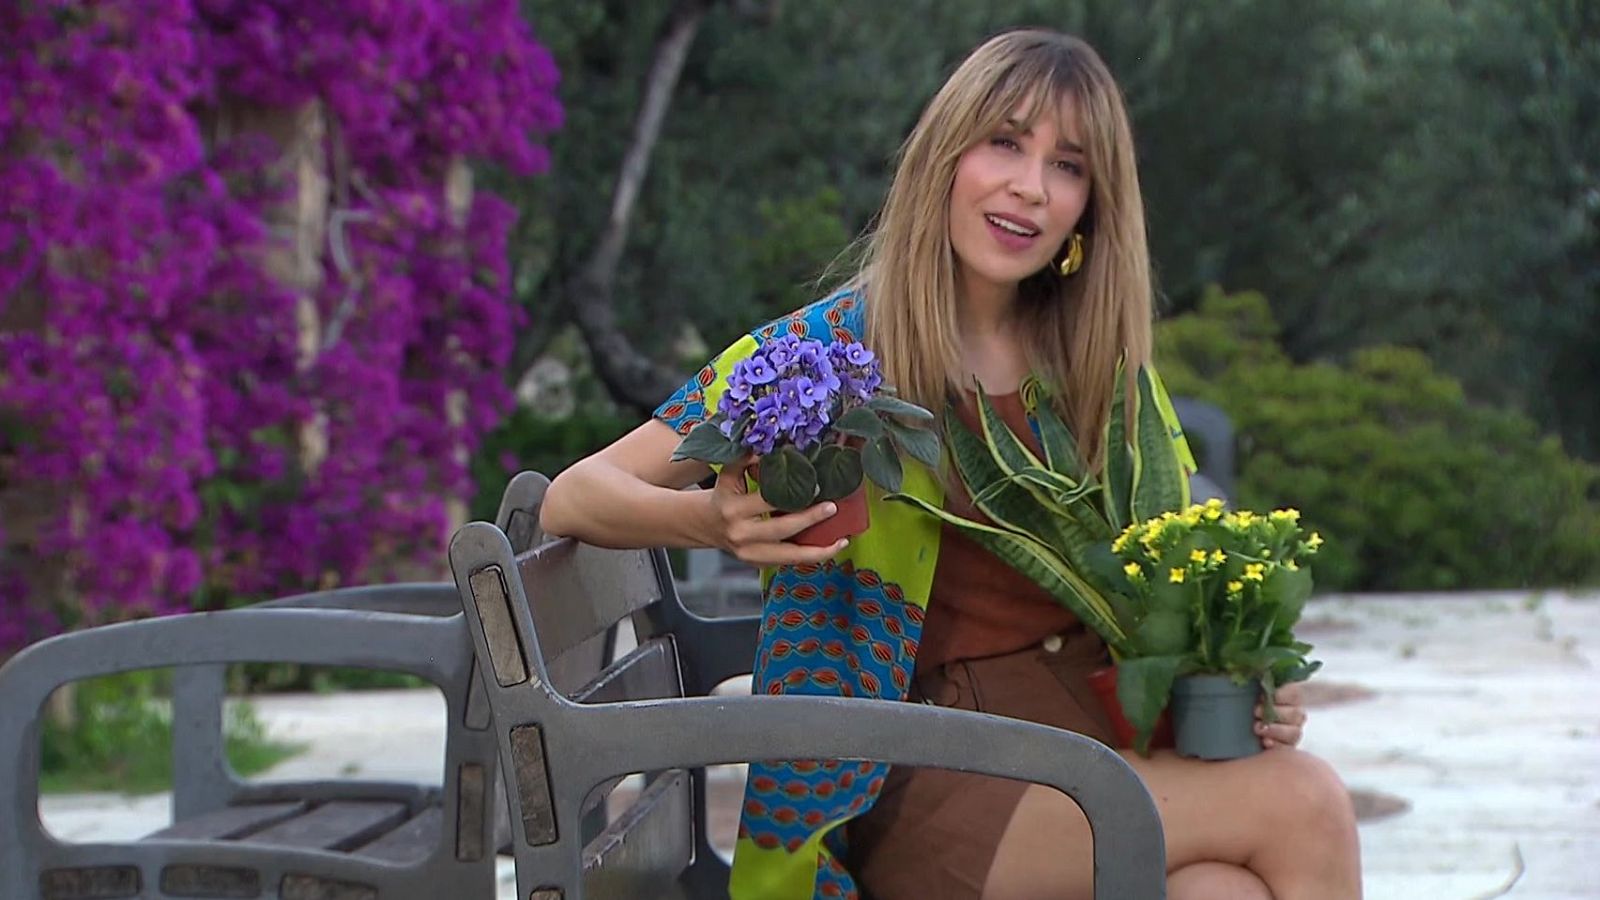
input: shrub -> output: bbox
[1157,288,1600,591]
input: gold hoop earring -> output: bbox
[1058,232,1085,277]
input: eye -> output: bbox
[1054,159,1085,177]
[990,136,1021,151]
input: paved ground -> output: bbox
[35,589,1600,898]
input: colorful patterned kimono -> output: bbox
[653,288,1195,900]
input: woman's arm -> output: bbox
[540,418,845,565]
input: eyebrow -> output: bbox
[1003,117,1084,155]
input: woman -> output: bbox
[540,28,1361,900]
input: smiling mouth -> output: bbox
[985,214,1039,237]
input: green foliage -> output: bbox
[468,406,637,522]
[510,0,1597,459]
[1157,288,1600,591]
[39,671,300,795]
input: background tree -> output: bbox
[504,0,1598,461]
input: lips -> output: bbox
[983,212,1041,252]
[984,212,1040,236]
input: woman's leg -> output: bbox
[982,747,1360,900]
[1167,862,1273,900]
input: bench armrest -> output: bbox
[552,694,1164,899]
[254,582,460,616]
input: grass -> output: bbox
[39,671,303,796]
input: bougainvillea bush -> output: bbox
[0,0,561,653]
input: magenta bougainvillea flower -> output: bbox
[0,1,561,651]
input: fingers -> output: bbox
[738,536,850,568]
[1274,682,1304,706]
[1257,720,1302,749]
[1255,698,1308,749]
[715,455,757,495]
[731,502,842,562]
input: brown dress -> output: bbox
[847,391,1119,899]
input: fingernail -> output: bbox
[838,538,849,548]
[825,503,837,516]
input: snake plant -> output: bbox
[886,360,1190,658]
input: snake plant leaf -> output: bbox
[884,492,1132,651]
[1115,654,1184,755]
[885,419,941,469]
[1027,387,1087,483]
[973,382,1046,478]
[759,445,816,511]
[833,405,886,440]
[861,434,903,493]
[1104,359,1132,531]
[1130,366,1189,521]
[811,443,864,502]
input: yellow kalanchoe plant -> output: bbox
[1110,500,1323,750]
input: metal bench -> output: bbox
[0,583,497,900]
[449,471,1167,899]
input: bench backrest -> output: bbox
[453,472,748,899]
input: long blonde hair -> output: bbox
[845,29,1153,466]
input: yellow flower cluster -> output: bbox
[1110,500,1323,599]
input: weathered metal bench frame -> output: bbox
[0,583,499,900]
[451,471,1168,900]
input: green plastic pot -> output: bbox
[1171,674,1263,760]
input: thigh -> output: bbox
[985,747,1342,898]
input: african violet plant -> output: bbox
[886,362,1320,752]
[671,336,940,512]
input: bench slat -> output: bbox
[354,807,442,864]
[517,541,661,663]
[146,801,307,841]
[572,637,683,706]
[582,769,693,897]
[243,801,408,851]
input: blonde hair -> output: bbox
[843,29,1153,466]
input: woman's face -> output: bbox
[947,94,1091,301]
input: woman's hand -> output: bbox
[1254,682,1307,749]
[706,455,847,567]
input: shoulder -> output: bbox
[749,286,866,346]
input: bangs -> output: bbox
[962,43,1092,151]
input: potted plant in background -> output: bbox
[886,362,1320,756]
[671,335,941,546]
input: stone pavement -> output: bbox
[34,590,1600,898]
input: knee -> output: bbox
[1264,749,1358,846]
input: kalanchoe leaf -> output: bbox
[886,420,941,469]
[860,435,903,493]
[1116,655,1183,756]
[833,405,886,439]
[812,444,864,501]
[865,394,934,421]
[758,445,816,512]
[671,420,743,464]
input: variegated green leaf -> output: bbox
[884,492,1132,650]
[1130,366,1187,521]
[1104,357,1132,531]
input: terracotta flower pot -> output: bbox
[787,484,870,547]
[1087,665,1175,751]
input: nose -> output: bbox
[1008,164,1047,206]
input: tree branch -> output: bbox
[569,0,712,413]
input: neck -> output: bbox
[954,269,1020,338]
